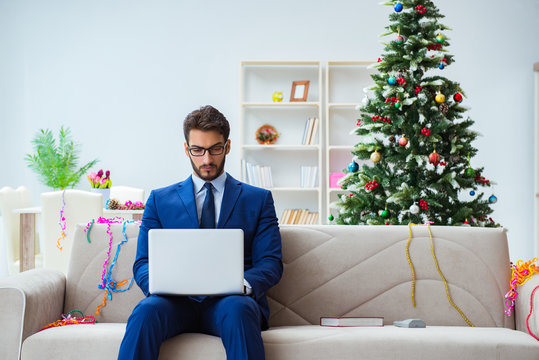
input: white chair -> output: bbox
[0,186,40,275]
[109,186,145,204]
[41,190,102,275]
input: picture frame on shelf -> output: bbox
[290,80,310,102]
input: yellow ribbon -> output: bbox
[407,223,474,327]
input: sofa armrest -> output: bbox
[515,273,539,338]
[0,268,65,360]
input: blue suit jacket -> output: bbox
[133,173,283,329]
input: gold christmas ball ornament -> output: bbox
[370,150,382,163]
[435,92,445,103]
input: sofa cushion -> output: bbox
[21,324,539,360]
[21,324,226,360]
[262,325,539,360]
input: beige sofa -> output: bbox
[1,224,538,359]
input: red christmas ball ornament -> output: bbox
[428,150,441,165]
[453,92,463,103]
[398,135,408,146]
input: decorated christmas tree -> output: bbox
[332,0,499,227]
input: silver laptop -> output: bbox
[148,229,244,296]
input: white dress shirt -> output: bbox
[192,172,227,226]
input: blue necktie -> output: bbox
[191,182,214,303]
[200,182,215,229]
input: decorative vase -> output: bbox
[91,188,110,208]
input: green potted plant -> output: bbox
[25,126,98,191]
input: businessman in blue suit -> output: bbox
[118,105,283,360]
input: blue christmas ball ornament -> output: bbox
[388,76,397,85]
[488,195,498,204]
[394,2,403,12]
[348,161,359,173]
[469,190,475,196]
[439,63,445,70]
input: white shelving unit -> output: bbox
[240,61,323,223]
[325,61,376,222]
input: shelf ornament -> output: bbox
[272,91,284,102]
[256,124,280,145]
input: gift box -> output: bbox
[330,172,345,188]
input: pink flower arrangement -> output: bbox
[117,201,145,210]
[88,169,112,189]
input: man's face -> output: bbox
[184,129,231,181]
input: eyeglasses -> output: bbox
[188,143,226,157]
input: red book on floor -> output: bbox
[320,316,384,327]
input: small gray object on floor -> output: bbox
[393,319,426,328]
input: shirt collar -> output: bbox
[192,172,227,195]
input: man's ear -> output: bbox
[184,142,190,157]
[225,139,231,155]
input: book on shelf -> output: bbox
[308,116,319,145]
[279,208,319,225]
[320,316,384,327]
[301,166,318,188]
[242,160,273,188]
[301,117,319,145]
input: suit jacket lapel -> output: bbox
[217,173,242,228]
[176,175,199,228]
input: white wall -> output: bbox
[1,0,538,261]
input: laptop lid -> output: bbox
[148,228,244,296]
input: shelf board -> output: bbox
[328,145,354,151]
[242,145,320,151]
[242,60,320,66]
[327,60,374,66]
[242,102,320,108]
[328,103,359,108]
[269,187,320,192]
[328,188,348,193]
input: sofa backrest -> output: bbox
[268,225,513,329]
[65,223,513,329]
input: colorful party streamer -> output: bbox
[527,285,539,341]
[86,217,139,314]
[57,189,67,250]
[41,217,140,331]
[504,258,539,316]
[40,310,95,331]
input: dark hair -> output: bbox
[183,105,230,143]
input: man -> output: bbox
[118,105,283,360]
